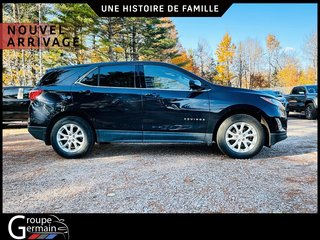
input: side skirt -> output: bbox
[96,130,213,144]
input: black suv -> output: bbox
[3,86,33,125]
[285,85,317,119]
[28,62,287,159]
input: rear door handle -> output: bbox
[79,90,91,95]
[145,93,156,97]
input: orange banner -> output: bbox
[0,23,80,49]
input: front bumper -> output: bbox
[270,130,287,146]
[28,126,47,142]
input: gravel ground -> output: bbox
[3,115,317,213]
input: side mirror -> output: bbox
[298,91,305,95]
[189,80,204,91]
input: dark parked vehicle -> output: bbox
[28,62,287,159]
[3,86,33,125]
[258,90,289,115]
[285,85,318,120]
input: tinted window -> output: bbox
[37,66,93,86]
[306,85,317,93]
[143,65,191,90]
[23,88,32,99]
[81,68,99,86]
[99,65,135,88]
[3,88,19,99]
[292,87,302,94]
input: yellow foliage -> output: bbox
[171,51,197,73]
[278,64,316,87]
[299,67,316,85]
[266,34,280,51]
[277,63,300,87]
[215,33,235,84]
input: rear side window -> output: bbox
[3,88,19,99]
[99,65,135,88]
[37,66,93,86]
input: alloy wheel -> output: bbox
[56,123,85,152]
[225,122,258,153]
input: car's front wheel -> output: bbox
[305,103,317,120]
[51,116,94,158]
[216,114,265,159]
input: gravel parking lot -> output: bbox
[3,114,317,213]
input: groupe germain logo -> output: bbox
[8,215,69,240]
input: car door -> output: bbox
[3,87,27,121]
[72,64,143,142]
[288,86,306,111]
[140,64,210,143]
[20,87,32,119]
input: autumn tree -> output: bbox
[277,55,301,87]
[171,44,194,71]
[215,33,236,86]
[2,3,52,86]
[303,32,317,83]
[244,38,264,89]
[266,34,281,87]
[299,67,317,85]
[233,41,248,88]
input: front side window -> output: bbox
[292,87,300,94]
[99,65,135,88]
[143,65,191,90]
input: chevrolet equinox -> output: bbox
[28,62,287,159]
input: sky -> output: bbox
[171,4,317,67]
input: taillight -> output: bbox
[29,89,43,101]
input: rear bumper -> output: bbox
[270,130,287,146]
[28,126,46,142]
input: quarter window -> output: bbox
[38,67,90,86]
[81,68,99,86]
[99,65,135,88]
[143,65,191,90]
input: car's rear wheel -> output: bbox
[51,116,94,158]
[305,103,317,120]
[216,114,265,159]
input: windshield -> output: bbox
[306,85,317,93]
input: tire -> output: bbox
[216,114,265,159]
[305,103,317,120]
[50,116,94,158]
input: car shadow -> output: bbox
[3,123,28,129]
[90,143,224,159]
[90,140,316,160]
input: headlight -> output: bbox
[261,96,284,109]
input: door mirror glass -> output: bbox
[189,80,203,90]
